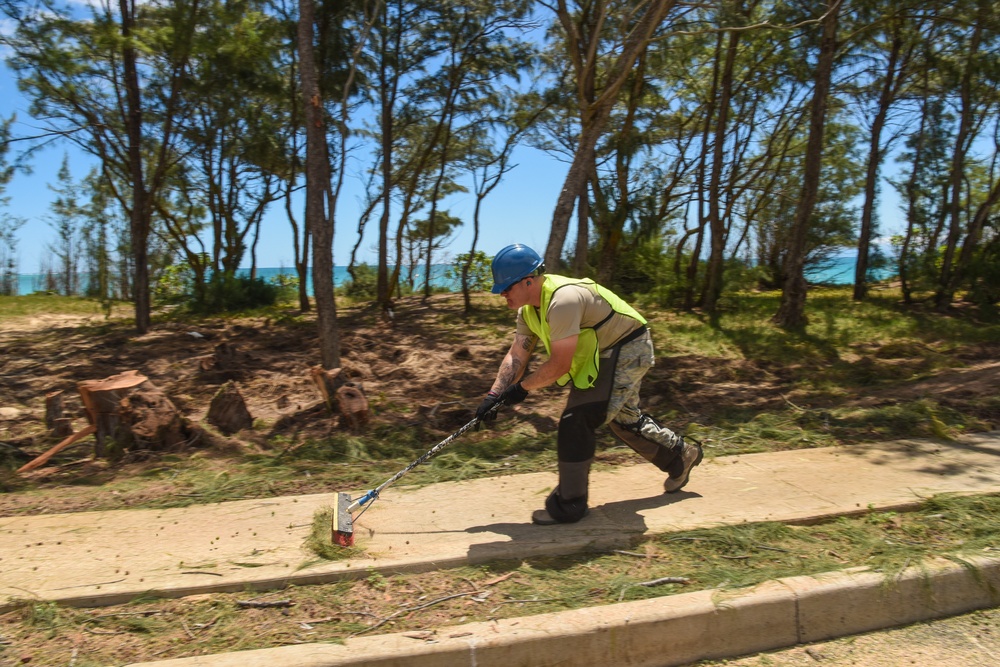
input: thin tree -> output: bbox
[543,0,678,271]
[47,155,82,295]
[773,0,841,329]
[298,0,340,368]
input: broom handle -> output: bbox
[346,410,493,513]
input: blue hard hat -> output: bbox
[491,244,543,294]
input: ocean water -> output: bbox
[14,264,457,297]
[805,255,895,284]
[13,256,892,297]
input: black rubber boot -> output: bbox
[532,459,591,525]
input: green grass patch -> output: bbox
[0,294,129,320]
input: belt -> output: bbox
[614,325,648,348]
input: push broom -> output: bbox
[332,404,501,547]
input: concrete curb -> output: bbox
[126,555,1000,667]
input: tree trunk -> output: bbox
[773,1,840,329]
[45,390,74,438]
[936,19,983,311]
[573,188,590,276]
[377,7,399,314]
[854,29,904,301]
[702,26,741,312]
[119,0,150,334]
[78,370,192,456]
[298,0,340,369]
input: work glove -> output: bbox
[499,382,528,406]
[475,391,502,427]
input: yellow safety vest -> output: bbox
[521,275,646,389]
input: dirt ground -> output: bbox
[1,293,998,518]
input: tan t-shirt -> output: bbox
[515,278,643,351]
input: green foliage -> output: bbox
[153,263,195,305]
[966,229,1000,307]
[340,263,378,299]
[188,273,279,314]
[447,251,493,292]
[610,234,684,307]
[267,271,300,302]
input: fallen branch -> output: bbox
[84,627,125,636]
[16,425,97,474]
[635,576,690,587]
[236,599,293,609]
[350,591,479,637]
[95,610,162,619]
[612,549,661,559]
[618,576,690,601]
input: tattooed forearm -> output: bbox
[496,358,522,390]
[491,334,535,393]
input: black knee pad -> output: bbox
[557,401,605,463]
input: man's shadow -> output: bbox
[464,490,701,565]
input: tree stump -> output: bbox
[198,342,247,383]
[207,382,254,435]
[309,365,369,429]
[78,370,194,456]
[309,365,346,413]
[44,390,74,438]
[336,385,370,430]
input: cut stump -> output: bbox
[198,342,248,383]
[207,382,254,435]
[309,365,369,430]
[336,385,370,430]
[78,370,194,456]
[44,390,74,438]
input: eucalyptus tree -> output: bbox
[772,0,842,329]
[46,155,83,295]
[458,92,545,312]
[298,0,338,367]
[890,0,1000,308]
[178,1,286,281]
[2,0,206,332]
[367,0,438,311]
[365,0,534,306]
[402,210,462,291]
[298,0,378,368]
[79,168,124,304]
[933,0,1000,310]
[893,92,952,303]
[841,0,923,300]
[541,0,680,271]
[410,0,535,300]
[0,115,22,296]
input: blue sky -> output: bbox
[2,55,911,275]
[0,56,567,272]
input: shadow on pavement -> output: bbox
[463,490,700,564]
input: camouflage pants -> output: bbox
[603,329,655,427]
[560,329,683,464]
[604,330,684,463]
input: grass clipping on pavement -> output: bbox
[6,492,998,667]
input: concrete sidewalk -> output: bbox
[3,432,1000,614]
